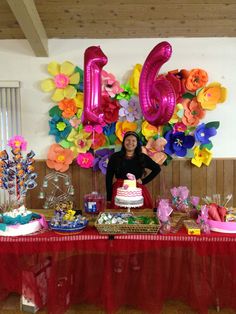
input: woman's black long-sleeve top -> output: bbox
[106,152,161,201]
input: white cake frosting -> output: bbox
[115,173,143,208]
[0,205,44,236]
[0,219,42,236]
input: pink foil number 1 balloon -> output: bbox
[139,41,176,126]
[82,46,108,125]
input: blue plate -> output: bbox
[49,222,88,234]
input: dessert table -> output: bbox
[0,226,236,314]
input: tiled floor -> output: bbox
[1,294,236,314]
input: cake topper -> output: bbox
[126,173,136,180]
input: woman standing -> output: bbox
[106,131,161,209]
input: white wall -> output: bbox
[0,38,235,158]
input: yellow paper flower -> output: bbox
[191,146,212,167]
[141,120,163,140]
[41,61,80,102]
[75,92,84,119]
[67,129,92,156]
[197,82,227,110]
[129,64,142,94]
[169,103,184,124]
[115,121,138,142]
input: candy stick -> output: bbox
[223,194,232,207]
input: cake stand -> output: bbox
[114,197,144,213]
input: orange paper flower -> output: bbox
[46,143,74,172]
[58,98,77,119]
[185,69,208,92]
[91,133,107,150]
[182,98,205,127]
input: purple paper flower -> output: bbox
[119,96,142,122]
[93,148,114,175]
[164,131,195,157]
[195,123,217,144]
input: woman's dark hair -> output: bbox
[118,131,146,176]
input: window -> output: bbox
[0,81,22,202]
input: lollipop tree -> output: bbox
[0,135,37,210]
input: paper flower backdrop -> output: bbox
[41,60,227,173]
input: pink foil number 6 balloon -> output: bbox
[139,42,176,126]
[82,46,108,125]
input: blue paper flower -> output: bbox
[49,115,72,143]
[195,123,217,144]
[164,131,195,157]
[103,122,116,137]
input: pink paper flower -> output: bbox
[142,137,167,165]
[102,70,123,98]
[8,135,27,151]
[76,152,94,168]
[173,122,187,133]
[69,116,81,129]
[54,73,70,88]
[84,124,103,134]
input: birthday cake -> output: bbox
[115,173,144,208]
[0,205,46,236]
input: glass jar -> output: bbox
[84,191,105,214]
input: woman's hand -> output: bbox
[137,179,142,184]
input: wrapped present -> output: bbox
[170,186,200,214]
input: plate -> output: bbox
[208,219,236,233]
[49,222,88,235]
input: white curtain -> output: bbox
[0,81,21,203]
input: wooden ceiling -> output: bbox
[1,0,236,56]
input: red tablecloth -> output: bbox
[0,227,236,314]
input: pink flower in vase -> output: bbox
[8,135,27,151]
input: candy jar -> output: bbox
[84,191,105,215]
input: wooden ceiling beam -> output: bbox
[6,0,48,57]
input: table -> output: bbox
[0,227,236,314]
